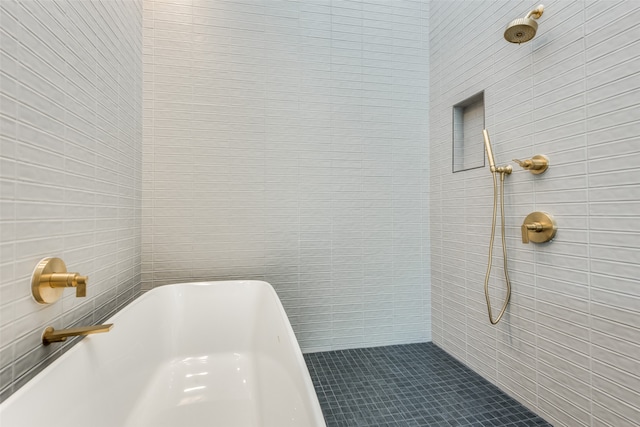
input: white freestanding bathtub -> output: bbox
[0,281,326,427]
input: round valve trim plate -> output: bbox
[523,211,557,243]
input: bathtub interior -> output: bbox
[125,281,321,427]
[1,281,324,427]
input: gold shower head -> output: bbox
[504,4,544,44]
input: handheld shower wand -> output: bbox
[482,130,512,325]
[482,129,496,172]
[483,129,511,175]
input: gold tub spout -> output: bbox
[42,324,113,345]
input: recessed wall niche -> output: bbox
[452,92,485,172]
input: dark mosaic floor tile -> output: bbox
[304,342,551,427]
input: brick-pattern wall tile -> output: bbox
[142,0,431,352]
[430,1,640,426]
[0,0,142,401]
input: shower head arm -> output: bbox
[525,5,544,20]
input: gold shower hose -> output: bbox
[484,169,512,324]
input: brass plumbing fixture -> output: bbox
[482,129,512,325]
[32,258,88,304]
[521,211,557,244]
[482,130,513,175]
[504,5,544,44]
[42,324,113,345]
[513,155,549,174]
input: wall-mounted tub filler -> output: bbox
[482,129,512,325]
[31,257,113,345]
[31,257,88,304]
[504,4,544,44]
[42,324,113,345]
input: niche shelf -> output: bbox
[452,91,485,173]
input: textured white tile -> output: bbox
[143,0,430,353]
[430,1,640,424]
[592,387,640,426]
[1,0,142,400]
[592,358,640,408]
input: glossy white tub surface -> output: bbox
[0,281,326,427]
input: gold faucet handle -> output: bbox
[74,275,87,297]
[521,222,543,243]
[521,223,530,244]
[513,158,531,168]
[44,273,88,297]
[513,155,549,174]
[32,258,90,304]
[521,212,557,244]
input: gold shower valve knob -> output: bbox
[32,258,89,304]
[521,212,557,244]
[513,155,549,174]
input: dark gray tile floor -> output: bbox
[304,342,551,427]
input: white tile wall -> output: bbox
[430,1,640,426]
[142,0,431,352]
[0,0,142,401]
[10,0,637,422]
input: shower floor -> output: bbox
[304,342,551,427]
